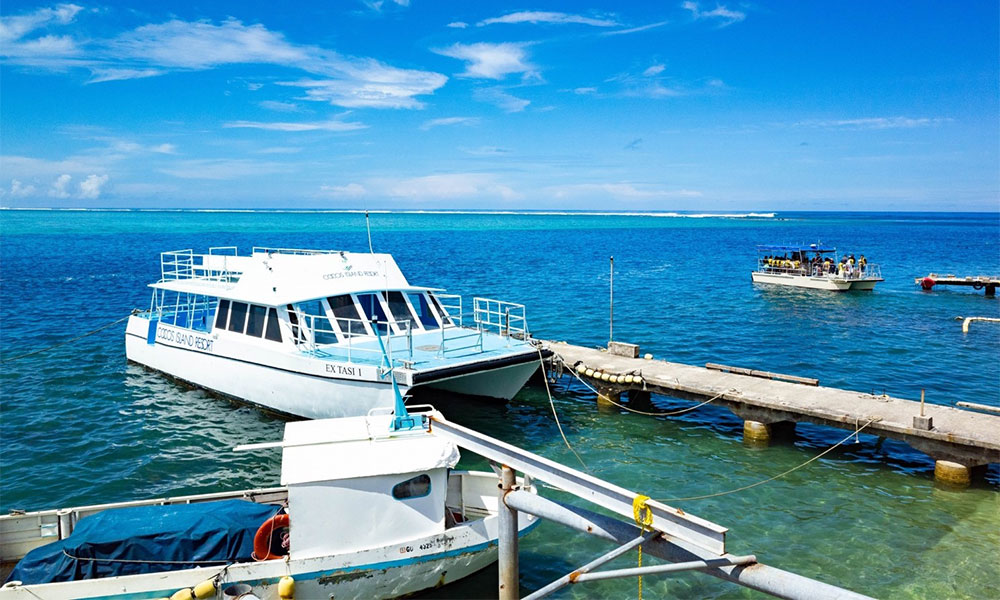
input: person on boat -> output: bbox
[859,255,867,273]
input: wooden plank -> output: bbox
[705,363,819,386]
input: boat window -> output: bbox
[392,474,431,500]
[287,304,302,344]
[265,308,282,343]
[246,305,267,338]
[295,300,338,345]
[357,294,390,335]
[382,291,416,330]
[406,293,440,330]
[228,302,248,333]
[328,295,367,337]
[428,293,455,326]
[215,299,230,331]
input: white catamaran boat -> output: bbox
[0,407,539,599]
[124,247,546,419]
[751,244,883,291]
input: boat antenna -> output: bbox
[365,209,374,254]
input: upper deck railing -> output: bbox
[252,247,343,256]
[160,248,242,284]
[756,259,881,280]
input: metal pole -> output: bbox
[523,532,657,600]
[571,555,758,582]
[510,495,874,600]
[498,465,519,600]
[609,256,614,344]
[920,389,925,417]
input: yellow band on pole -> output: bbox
[633,495,653,599]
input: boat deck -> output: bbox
[308,329,534,368]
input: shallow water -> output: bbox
[1,210,998,598]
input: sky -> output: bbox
[0,1,997,211]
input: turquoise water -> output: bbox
[1,210,998,599]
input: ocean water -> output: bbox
[1,210,998,599]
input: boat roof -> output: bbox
[150,250,440,305]
[279,413,459,485]
[756,244,836,253]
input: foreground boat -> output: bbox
[751,244,882,291]
[124,247,546,418]
[0,407,539,599]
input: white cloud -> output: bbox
[49,173,72,197]
[6,15,447,110]
[473,87,530,112]
[420,116,480,130]
[794,117,951,130]
[281,68,447,109]
[682,2,746,27]
[223,119,368,132]
[320,183,367,197]
[434,42,536,80]
[8,179,37,197]
[446,21,468,29]
[0,4,83,62]
[159,159,287,180]
[572,87,597,95]
[257,146,303,154]
[86,68,164,83]
[78,174,109,199]
[643,64,666,77]
[478,11,618,27]
[386,173,520,200]
[603,21,669,36]
[150,143,177,154]
[258,100,302,112]
[548,182,702,200]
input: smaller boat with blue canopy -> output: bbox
[752,244,882,291]
[0,403,540,599]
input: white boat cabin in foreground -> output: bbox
[125,247,544,418]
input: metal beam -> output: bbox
[532,498,875,600]
[572,555,757,582]
[523,532,657,600]
[429,415,727,554]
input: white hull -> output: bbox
[125,317,540,418]
[751,272,881,291]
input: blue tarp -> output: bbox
[6,499,280,585]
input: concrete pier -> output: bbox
[547,341,1000,483]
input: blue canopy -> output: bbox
[756,244,836,253]
[6,499,280,585]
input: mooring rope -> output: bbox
[563,359,732,417]
[537,345,589,472]
[657,417,880,502]
[1,313,135,363]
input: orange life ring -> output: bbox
[253,513,290,561]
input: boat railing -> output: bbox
[252,247,343,256]
[756,259,881,280]
[160,250,240,283]
[294,310,417,363]
[474,297,528,342]
[433,293,463,327]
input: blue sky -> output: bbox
[1,1,997,210]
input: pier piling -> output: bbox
[498,465,519,600]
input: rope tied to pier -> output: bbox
[537,345,589,472]
[658,417,881,503]
[1,312,136,363]
[632,494,653,600]
[563,359,733,417]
